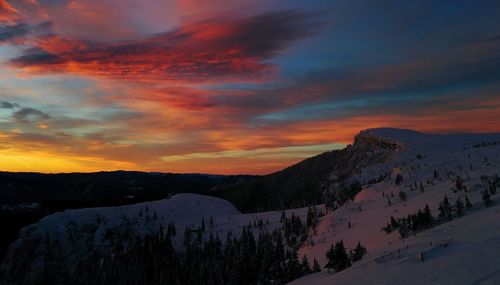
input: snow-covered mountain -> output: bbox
[291,128,500,284]
[1,128,500,285]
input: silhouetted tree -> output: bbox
[465,196,473,209]
[482,190,493,207]
[325,240,351,272]
[312,258,321,273]
[455,198,464,217]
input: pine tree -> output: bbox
[285,253,302,282]
[439,195,452,221]
[482,190,493,207]
[312,258,321,273]
[167,222,176,236]
[433,170,439,179]
[389,216,398,230]
[398,219,409,238]
[300,255,312,275]
[307,206,319,230]
[399,190,407,202]
[325,244,335,270]
[423,204,433,225]
[395,174,403,185]
[453,176,464,192]
[489,181,497,195]
[465,196,473,208]
[325,240,351,272]
[455,198,464,217]
[350,241,367,262]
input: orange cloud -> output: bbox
[0,0,17,23]
[10,10,314,83]
[4,96,499,175]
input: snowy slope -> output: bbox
[291,203,500,285]
[2,128,500,285]
[0,193,310,284]
[291,128,500,285]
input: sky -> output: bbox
[0,0,499,174]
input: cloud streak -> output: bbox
[10,10,317,83]
[0,23,29,42]
[0,0,17,23]
[12,107,51,123]
[0,101,17,109]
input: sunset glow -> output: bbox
[1,0,499,174]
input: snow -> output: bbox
[3,128,500,284]
[0,193,311,284]
[291,203,500,285]
[291,128,500,285]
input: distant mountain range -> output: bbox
[0,171,254,209]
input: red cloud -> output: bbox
[10,10,314,83]
[0,0,17,23]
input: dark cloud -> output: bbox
[0,21,52,44]
[10,47,60,64]
[0,101,18,108]
[12,107,51,123]
[0,23,29,42]
[9,10,318,82]
[210,33,500,120]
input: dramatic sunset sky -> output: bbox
[0,0,499,174]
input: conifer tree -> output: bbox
[423,204,433,225]
[439,195,452,221]
[350,241,367,262]
[312,258,321,273]
[395,174,403,185]
[455,198,464,217]
[465,196,473,208]
[398,219,409,238]
[453,176,464,192]
[398,190,407,202]
[201,217,206,232]
[325,240,351,272]
[482,190,493,207]
[280,210,286,222]
[489,181,497,195]
[300,255,312,275]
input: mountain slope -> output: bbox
[2,128,500,284]
[291,202,500,285]
[289,128,500,284]
[216,129,402,212]
[0,171,253,263]
[0,193,311,285]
